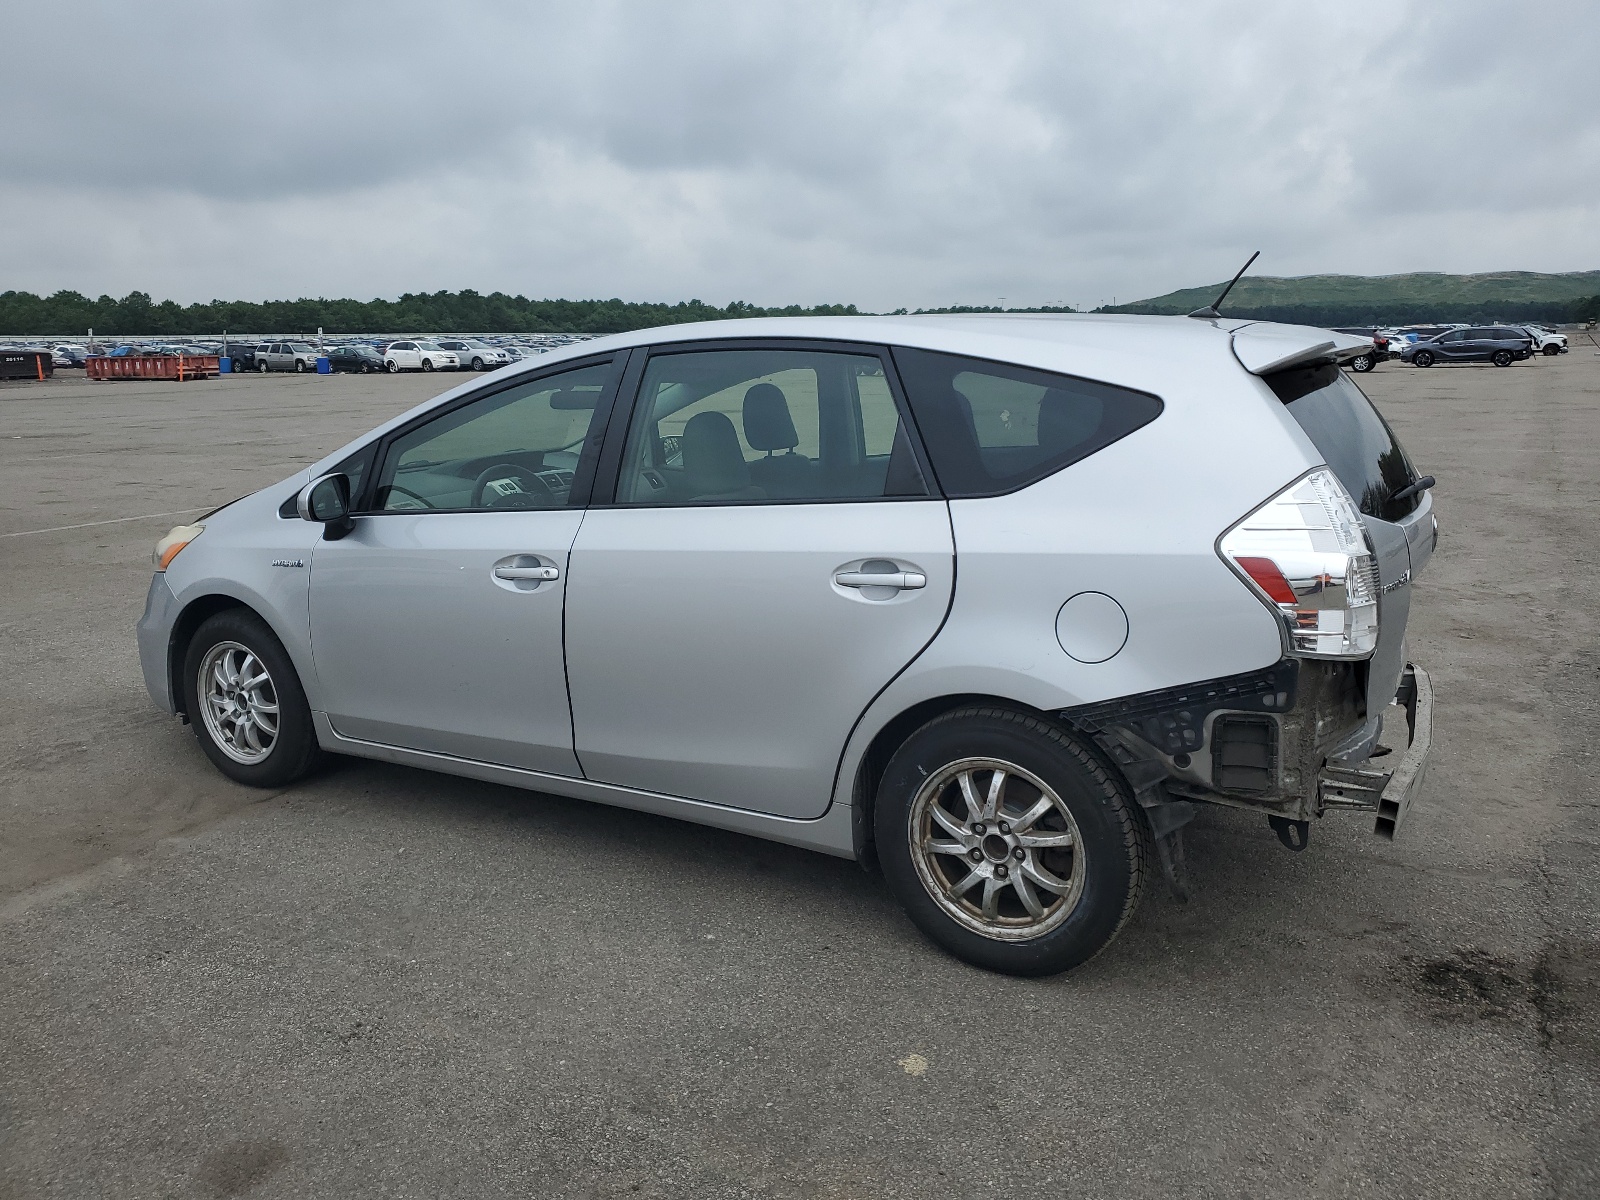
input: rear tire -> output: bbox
[181,609,322,788]
[1350,353,1374,372]
[1492,350,1513,367]
[1412,350,1434,367]
[386,360,399,373]
[875,707,1149,976]
[257,360,268,373]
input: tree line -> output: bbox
[0,290,864,337]
[4,287,1593,337]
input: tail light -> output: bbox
[1219,468,1378,659]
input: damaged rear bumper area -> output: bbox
[1062,659,1434,840]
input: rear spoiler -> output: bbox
[1230,323,1375,376]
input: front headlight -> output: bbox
[154,524,204,570]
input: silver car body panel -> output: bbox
[135,313,1433,857]
[312,712,858,857]
[307,509,586,776]
[566,500,955,819]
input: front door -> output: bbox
[308,358,620,773]
[565,343,953,819]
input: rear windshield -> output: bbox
[1266,363,1420,522]
[891,347,1163,497]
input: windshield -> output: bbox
[417,341,444,351]
[288,343,314,352]
[1267,363,1420,522]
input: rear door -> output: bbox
[564,340,952,819]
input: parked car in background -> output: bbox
[1516,326,1567,356]
[1329,327,1391,372]
[256,342,322,373]
[52,344,89,367]
[383,340,460,372]
[138,313,1435,977]
[326,345,386,374]
[223,344,263,371]
[437,339,513,371]
[1400,326,1534,367]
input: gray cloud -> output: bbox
[3,0,1596,310]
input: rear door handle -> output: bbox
[495,565,560,582]
[834,569,926,590]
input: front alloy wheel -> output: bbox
[1412,350,1434,367]
[183,609,321,786]
[198,641,279,764]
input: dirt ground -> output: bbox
[1,346,1597,1198]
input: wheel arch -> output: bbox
[166,593,290,720]
[849,691,1060,871]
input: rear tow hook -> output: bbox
[1268,816,1310,852]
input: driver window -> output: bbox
[370,360,613,512]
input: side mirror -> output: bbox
[297,473,355,540]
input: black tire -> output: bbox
[1492,350,1513,367]
[386,360,399,373]
[471,357,484,371]
[1412,350,1434,367]
[257,359,269,373]
[181,608,322,788]
[875,706,1150,976]
[422,358,435,372]
[1350,353,1374,373]
[1543,344,1560,356]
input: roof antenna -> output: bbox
[1187,250,1260,319]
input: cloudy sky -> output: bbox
[3,0,1597,310]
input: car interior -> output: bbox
[616,349,927,504]
[369,365,611,511]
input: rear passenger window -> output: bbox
[891,348,1163,498]
[614,348,928,505]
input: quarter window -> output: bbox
[370,361,614,512]
[891,347,1164,498]
[614,348,928,505]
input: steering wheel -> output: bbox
[470,462,556,509]
[383,483,436,510]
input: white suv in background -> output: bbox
[382,340,460,373]
[437,339,513,371]
[138,314,1436,976]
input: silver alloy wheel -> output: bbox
[197,641,280,764]
[908,756,1086,941]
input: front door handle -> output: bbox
[834,569,926,590]
[494,565,560,582]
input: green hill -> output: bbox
[1104,270,1600,325]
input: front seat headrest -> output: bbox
[742,383,799,453]
[682,410,753,496]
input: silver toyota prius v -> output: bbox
[139,314,1436,976]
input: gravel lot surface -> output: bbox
[2,351,1597,1198]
